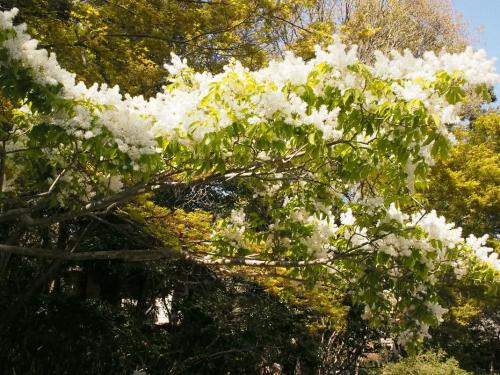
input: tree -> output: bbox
[1,6,499,352]
[427,273,500,373]
[419,111,500,372]
[0,3,474,348]
[426,111,500,240]
[338,0,467,59]
[1,0,469,95]
[0,0,339,97]
[1,268,325,374]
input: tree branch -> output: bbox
[0,244,172,261]
[0,243,336,267]
[0,137,358,227]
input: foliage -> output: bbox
[126,196,350,326]
[418,111,500,372]
[1,0,339,97]
[0,3,499,373]
[1,296,169,374]
[0,270,323,375]
[428,275,500,373]
[426,111,500,242]
[378,351,471,375]
[0,197,364,374]
[125,196,214,253]
[1,0,469,97]
[0,6,499,349]
[339,0,467,60]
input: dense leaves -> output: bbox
[0,2,498,374]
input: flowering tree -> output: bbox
[0,8,498,346]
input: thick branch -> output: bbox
[0,244,172,261]
[0,181,150,226]
[0,243,335,267]
[0,140,5,193]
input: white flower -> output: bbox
[426,301,448,322]
[247,116,262,125]
[440,105,461,125]
[466,234,500,271]
[385,203,409,224]
[108,175,123,192]
[340,208,356,226]
[412,210,462,249]
[164,52,188,75]
[256,151,270,161]
[1,6,497,162]
[392,82,428,102]
[230,208,246,226]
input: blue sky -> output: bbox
[453,0,500,98]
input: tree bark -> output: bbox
[0,243,341,267]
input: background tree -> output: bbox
[0,0,336,96]
[338,0,466,58]
[420,111,500,372]
[0,0,468,95]
[425,111,499,240]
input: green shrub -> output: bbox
[381,351,471,375]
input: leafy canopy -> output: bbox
[0,7,499,347]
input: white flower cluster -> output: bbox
[219,208,247,248]
[396,300,449,345]
[0,9,75,86]
[466,234,500,270]
[220,199,499,275]
[280,203,369,258]
[1,8,498,161]
[0,9,158,157]
[427,301,449,322]
[293,206,339,257]
[373,48,498,85]
[381,204,500,272]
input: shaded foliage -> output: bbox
[1,261,326,374]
